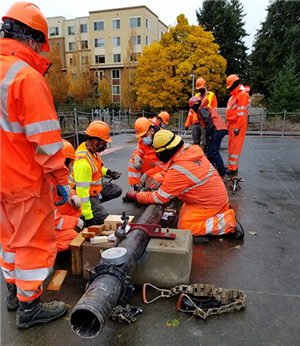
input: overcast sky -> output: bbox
[1,0,269,51]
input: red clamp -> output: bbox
[117,223,176,239]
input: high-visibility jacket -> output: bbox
[0,38,68,302]
[70,142,108,220]
[150,117,160,127]
[128,138,164,185]
[0,39,69,203]
[185,91,218,127]
[137,144,236,236]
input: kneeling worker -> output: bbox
[70,121,122,226]
[132,130,243,238]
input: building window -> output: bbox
[81,40,88,49]
[113,54,121,63]
[95,55,105,64]
[130,17,141,28]
[94,21,104,31]
[113,37,121,46]
[56,42,60,49]
[113,86,120,95]
[146,36,150,46]
[95,70,104,83]
[70,57,76,65]
[130,52,139,62]
[112,70,120,79]
[159,30,163,40]
[69,42,75,51]
[49,27,59,36]
[94,38,105,47]
[68,26,75,35]
[112,19,120,29]
[146,18,151,29]
[80,24,87,33]
[130,35,141,45]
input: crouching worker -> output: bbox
[133,130,244,238]
[70,121,122,227]
[128,117,164,190]
[52,140,84,252]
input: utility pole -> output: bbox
[190,74,195,96]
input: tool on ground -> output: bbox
[107,171,122,183]
[143,283,246,320]
[110,304,143,324]
[227,177,244,194]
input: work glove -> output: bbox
[151,172,163,190]
[133,155,144,170]
[85,218,95,228]
[75,218,84,233]
[185,127,189,131]
[140,173,148,185]
[69,194,81,210]
[106,169,122,180]
[56,184,72,206]
[234,128,240,136]
[126,190,138,202]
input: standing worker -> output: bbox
[0,2,71,329]
[127,130,244,238]
[70,121,122,227]
[185,78,218,150]
[226,75,250,175]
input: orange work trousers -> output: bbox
[0,179,56,302]
[227,122,247,171]
[178,203,236,236]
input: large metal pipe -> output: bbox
[70,204,164,338]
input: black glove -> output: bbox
[234,128,240,136]
[85,218,95,227]
[106,169,122,180]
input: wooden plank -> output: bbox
[87,225,103,233]
[47,270,68,290]
[69,229,86,250]
[71,250,82,276]
[81,231,97,239]
[104,215,135,231]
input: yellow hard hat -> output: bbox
[153,130,182,153]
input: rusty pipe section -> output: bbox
[70,204,164,338]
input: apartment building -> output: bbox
[46,6,167,105]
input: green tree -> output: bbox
[250,0,300,98]
[45,40,69,105]
[268,54,300,113]
[196,0,249,81]
[98,77,111,108]
[134,14,227,111]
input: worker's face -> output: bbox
[141,127,155,145]
[66,160,74,173]
[198,86,206,95]
[28,40,44,55]
[95,139,107,153]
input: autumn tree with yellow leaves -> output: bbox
[98,77,111,108]
[45,40,69,105]
[67,34,96,104]
[134,14,227,111]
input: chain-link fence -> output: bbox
[60,108,300,148]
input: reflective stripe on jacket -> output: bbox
[226,85,249,128]
[137,144,228,209]
[0,39,68,203]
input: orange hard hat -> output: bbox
[134,117,152,138]
[196,78,206,90]
[2,2,50,52]
[62,140,75,160]
[158,111,170,125]
[226,74,240,89]
[86,121,112,142]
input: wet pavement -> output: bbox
[1,133,300,346]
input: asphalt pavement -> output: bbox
[1,132,300,346]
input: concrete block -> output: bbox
[131,228,193,287]
[104,215,135,231]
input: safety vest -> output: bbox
[71,142,104,197]
[196,99,228,131]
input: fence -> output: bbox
[59,108,300,148]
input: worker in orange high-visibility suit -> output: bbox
[225,75,250,175]
[130,130,244,239]
[150,111,170,128]
[128,117,164,190]
[185,78,218,150]
[0,2,71,329]
[53,140,84,252]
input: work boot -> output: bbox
[234,220,244,239]
[226,168,238,176]
[6,283,19,311]
[16,298,67,330]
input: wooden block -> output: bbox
[47,270,68,290]
[81,231,97,239]
[69,229,86,250]
[104,215,135,231]
[71,250,82,276]
[87,225,104,233]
